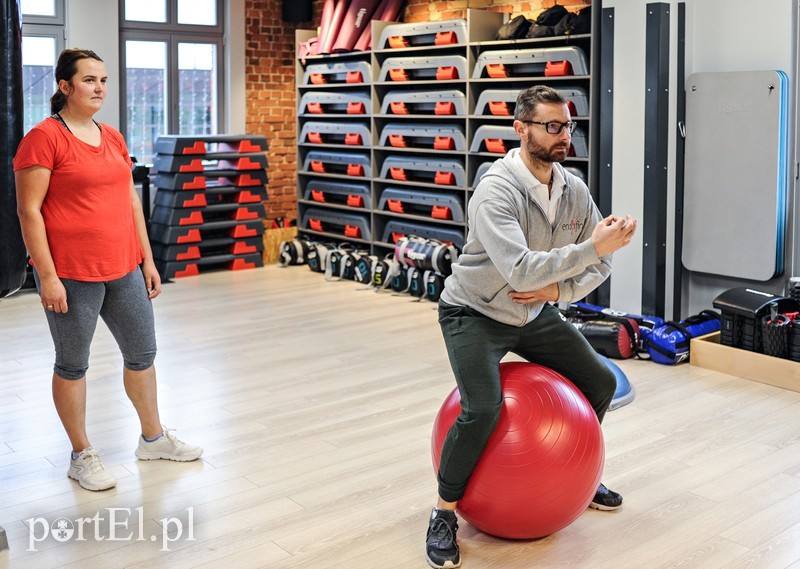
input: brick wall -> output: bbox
[245,0,590,223]
[245,0,318,224]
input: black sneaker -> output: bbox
[425,508,461,569]
[590,483,623,511]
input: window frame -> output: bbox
[20,23,65,65]
[20,2,66,131]
[20,0,65,26]
[118,0,225,160]
[119,0,223,34]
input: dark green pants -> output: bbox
[436,301,616,503]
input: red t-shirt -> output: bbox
[13,117,144,281]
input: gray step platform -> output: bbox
[472,161,494,188]
[381,220,464,250]
[299,121,371,146]
[157,252,263,280]
[561,87,589,116]
[303,150,372,177]
[378,18,467,49]
[298,91,371,115]
[153,186,267,209]
[378,187,465,222]
[470,125,520,154]
[155,134,268,155]
[149,219,264,245]
[155,170,267,190]
[150,202,265,227]
[468,125,586,158]
[378,55,468,82]
[379,123,466,151]
[380,89,467,116]
[379,155,466,187]
[302,207,372,240]
[474,86,589,117]
[304,180,372,208]
[571,127,588,158]
[153,152,267,174]
[303,60,371,85]
[473,47,588,79]
[152,236,263,263]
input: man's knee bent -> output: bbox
[597,364,617,400]
[458,401,503,436]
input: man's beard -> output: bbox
[525,137,569,163]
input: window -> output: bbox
[20,0,65,132]
[120,0,224,164]
[125,40,168,163]
[20,0,64,23]
[177,0,218,26]
[177,43,219,136]
[124,0,167,23]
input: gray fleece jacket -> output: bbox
[440,148,611,327]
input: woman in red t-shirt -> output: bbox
[15,49,202,491]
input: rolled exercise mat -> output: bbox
[316,0,336,55]
[320,0,351,54]
[352,0,406,52]
[332,0,380,52]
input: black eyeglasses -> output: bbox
[520,120,576,135]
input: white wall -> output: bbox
[690,0,794,74]
[600,1,649,316]
[226,0,246,133]
[604,0,797,317]
[65,0,121,127]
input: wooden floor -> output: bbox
[2,265,800,568]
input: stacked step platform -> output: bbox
[149,134,269,280]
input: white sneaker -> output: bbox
[68,447,117,491]
[135,427,203,462]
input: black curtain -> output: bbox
[0,0,27,298]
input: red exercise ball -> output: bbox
[431,361,604,539]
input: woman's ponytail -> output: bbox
[50,90,67,115]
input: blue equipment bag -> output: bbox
[645,310,721,365]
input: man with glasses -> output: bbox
[425,85,637,569]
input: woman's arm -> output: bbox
[15,165,69,312]
[130,179,162,299]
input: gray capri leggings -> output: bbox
[34,267,157,380]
